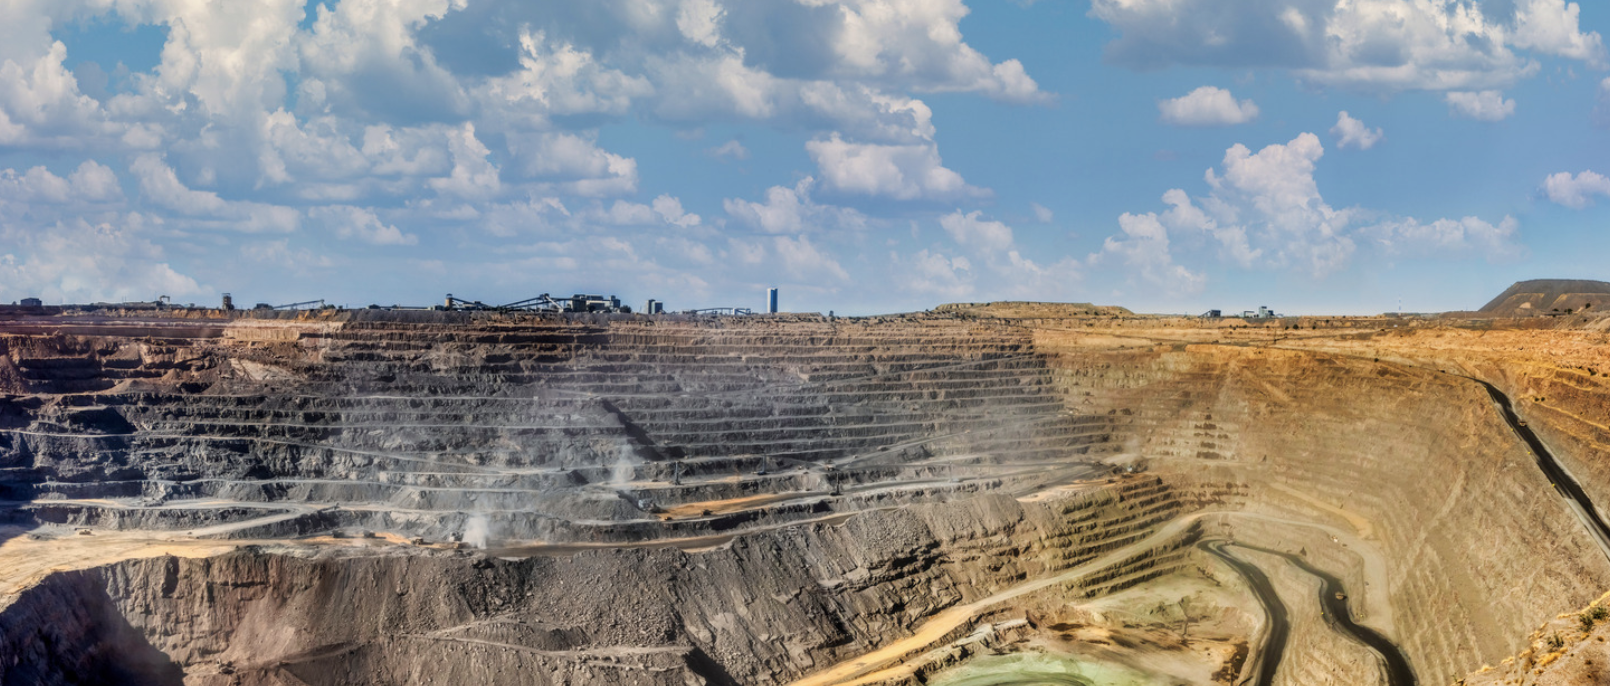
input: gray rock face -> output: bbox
[0,313,1118,544]
[2,486,1185,685]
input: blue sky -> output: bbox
[2,0,1609,315]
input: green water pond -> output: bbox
[926,653,1176,686]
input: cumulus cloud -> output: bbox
[506,131,638,196]
[130,154,299,232]
[0,217,203,304]
[797,83,936,144]
[723,177,868,234]
[892,249,974,299]
[1331,111,1383,150]
[484,29,653,123]
[0,161,122,204]
[130,154,230,215]
[1094,212,1206,294]
[1092,131,1520,290]
[707,139,749,160]
[1361,215,1520,258]
[0,42,121,148]
[1089,0,1602,93]
[427,123,502,199]
[805,134,986,201]
[298,0,470,122]
[780,0,1047,103]
[1445,91,1516,121]
[1511,0,1606,67]
[771,234,849,282]
[940,210,1014,253]
[1158,86,1259,126]
[308,205,418,245]
[0,0,1050,311]
[1543,170,1610,209]
[651,194,701,228]
[1031,203,1053,223]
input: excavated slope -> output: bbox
[1,308,1608,685]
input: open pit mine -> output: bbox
[5,279,1610,685]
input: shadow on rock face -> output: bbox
[0,567,185,686]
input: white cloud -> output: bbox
[427,123,502,199]
[130,154,229,215]
[1445,91,1516,121]
[1095,211,1206,294]
[805,134,985,201]
[506,131,638,196]
[297,0,470,121]
[0,0,1057,313]
[1089,0,1604,93]
[130,154,298,232]
[827,0,1046,103]
[940,210,1014,253]
[584,195,702,228]
[677,0,726,48]
[723,177,868,233]
[1511,0,1606,67]
[771,234,849,283]
[1158,86,1259,127]
[1201,133,1358,275]
[0,161,121,204]
[260,110,371,185]
[1093,131,1522,288]
[797,83,936,144]
[649,52,780,121]
[707,139,749,160]
[482,195,569,237]
[1031,203,1053,223]
[1595,78,1610,129]
[1331,111,1383,150]
[893,249,974,299]
[308,205,418,245]
[484,29,653,123]
[0,216,203,304]
[1544,170,1610,209]
[1362,215,1520,258]
[361,124,452,177]
[651,194,701,228]
[0,41,120,147]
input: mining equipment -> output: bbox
[254,299,327,311]
[444,293,632,313]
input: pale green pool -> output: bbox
[926,653,1174,686]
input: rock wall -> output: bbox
[1,481,1190,685]
[1034,336,1610,685]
